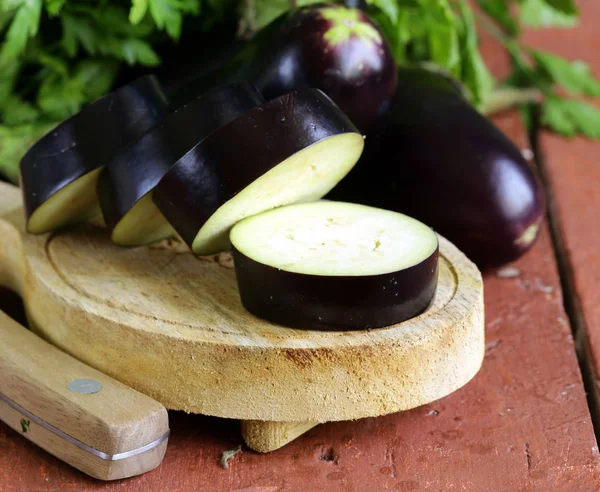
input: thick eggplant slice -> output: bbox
[153,89,364,256]
[230,201,439,331]
[20,75,170,234]
[97,82,264,247]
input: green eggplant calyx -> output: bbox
[321,6,382,47]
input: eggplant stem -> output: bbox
[481,87,544,116]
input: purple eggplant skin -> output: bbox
[153,89,359,250]
[329,67,547,268]
[249,4,398,134]
[97,82,264,233]
[19,75,170,224]
[232,245,439,331]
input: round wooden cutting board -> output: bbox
[0,182,484,452]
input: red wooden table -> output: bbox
[3,5,600,491]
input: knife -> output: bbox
[0,307,170,481]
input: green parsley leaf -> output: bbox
[147,0,184,40]
[71,5,154,38]
[427,23,460,77]
[35,60,118,121]
[374,0,459,76]
[60,14,97,57]
[72,60,120,102]
[0,60,20,106]
[37,74,84,120]
[0,0,43,62]
[371,0,399,24]
[2,96,40,125]
[46,0,66,17]
[457,0,495,106]
[94,5,155,38]
[130,0,149,25]
[532,50,600,97]
[122,38,160,66]
[239,0,287,37]
[60,8,156,66]
[238,0,322,38]
[544,0,578,16]
[178,0,201,16]
[2,0,27,9]
[395,9,412,58]
[0,122,57,184]
[503,39,554,92]
[36,51,69,77]
[520,0,578,28]
[541,96,600,138]
[477,0,519,35]
[369,5,409,61]
[388,7,412,61]
[423,0,460,78]
[0,11,13,33]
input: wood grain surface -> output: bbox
[520,0,600,431]
[0,183,484,425]
[1,111,599,491]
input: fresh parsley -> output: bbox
[520,0,578,28]
[1,0,600,183]
[542,96,600,138]
[532,50,600,97]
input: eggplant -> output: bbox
[230,201,439,331]
[97,82,264,247]
[19,75,170,235]
[329,67,546,267]
[174,4,397,134]
[153,89,364,256]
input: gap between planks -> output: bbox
[529,115,600,444]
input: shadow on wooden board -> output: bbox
[0,287,27,327]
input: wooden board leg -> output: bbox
[241,420,319,453]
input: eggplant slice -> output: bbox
[20,75,170,235]
[98,82,264,247]
[153,89,364,256]
[230,201,439,331]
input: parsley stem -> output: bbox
[474,11,509,44]
[481,87,544,115]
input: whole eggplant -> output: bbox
[329,67,547,268]
[173,4,397,134]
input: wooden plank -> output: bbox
[521,2,600,426]
[1,113,598,490]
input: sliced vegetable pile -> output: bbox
[20,75,170,234]
[98,82,264,247]
[17,4,548,331]
[153,89,364,256]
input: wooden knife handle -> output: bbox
[0,181,170,480]
[0,300,170,481]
